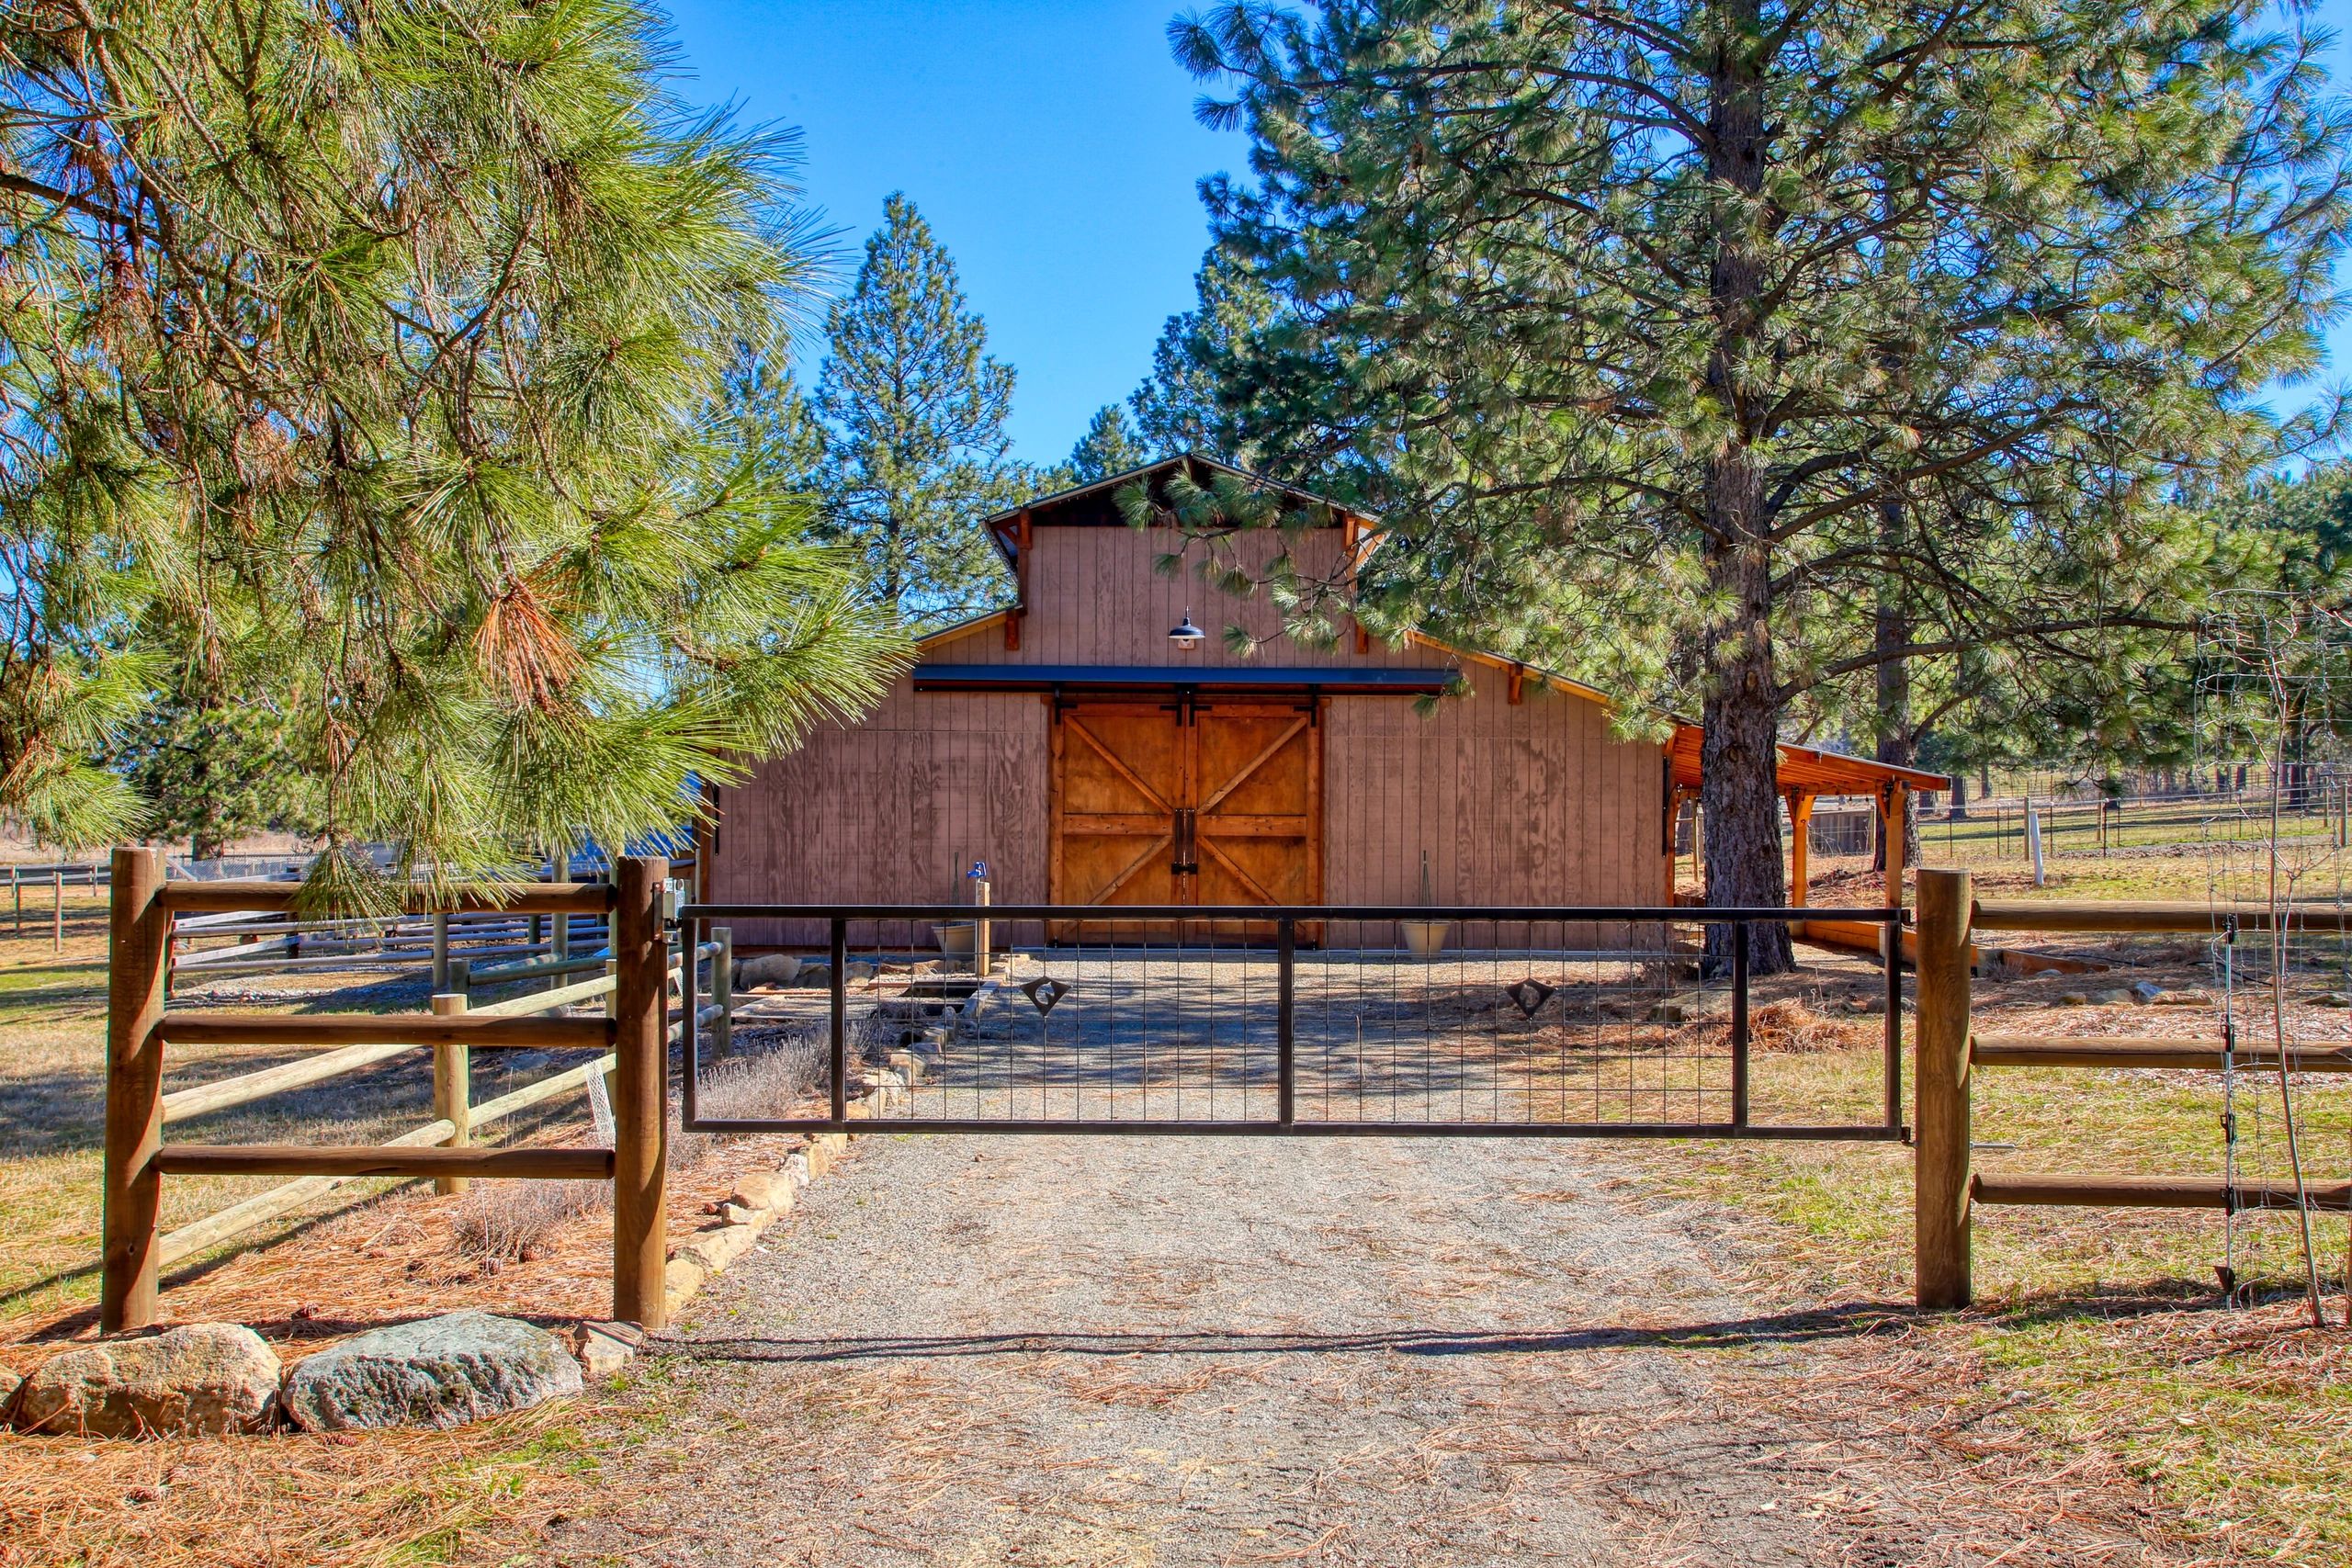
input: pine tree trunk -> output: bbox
[1696,0,1793,975]
[1870,513,1920,872]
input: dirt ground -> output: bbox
[536,1130,2185,1568]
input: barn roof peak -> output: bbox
[981,453,1366,535]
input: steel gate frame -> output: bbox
[674,903,1909,1142]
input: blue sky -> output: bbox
[665,0,2352,468]
[665,0,1240,466]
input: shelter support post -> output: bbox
[1787,789,1806,926]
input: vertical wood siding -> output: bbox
[713,523,1666,948]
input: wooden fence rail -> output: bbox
[103,850,696,1334]
[1912,872,2352,1309]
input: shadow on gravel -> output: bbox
[685,1304,1917,1364]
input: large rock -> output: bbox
[281,1311,582,1432]
[735,953,799,988]
[14,1324,279,1437]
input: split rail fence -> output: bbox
[1912,871,2352,1308]
[102,851,700,1335]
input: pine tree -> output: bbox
[1069,405,1148,482]
[0,0,908,898]
[1129,251,1278,463]
[817,195,1023,626]
[108,684,322,863]
[1178,0,2348,968]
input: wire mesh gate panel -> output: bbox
[678,905,1906,1140]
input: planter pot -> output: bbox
[932,921,977,958]
[1398,919,1453,961]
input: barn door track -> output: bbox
[544,1135,2183,1567]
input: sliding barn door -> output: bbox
[1049,699,1323,940]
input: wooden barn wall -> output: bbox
[713,522,1668,951]
[952,525,1453,670]
[707,680,1048,950]
[1319,668,1663,948]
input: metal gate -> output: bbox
[676,903,1907,1141]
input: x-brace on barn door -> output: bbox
[1048,697,1323,940]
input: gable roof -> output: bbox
[982,453,1363,536]
[954,459,1948,796]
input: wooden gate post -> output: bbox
[612,855,669,1328]
[1915,866,1973,1310]
[102,846,170,1333]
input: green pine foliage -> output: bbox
[816,194,1025,627]
[0,0,908,900]
[1128,250,1278,463]
[1069,405,1148,482]
[1175,0,2349,950]
[107,687,322,862]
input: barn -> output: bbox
[702,456,1944,947]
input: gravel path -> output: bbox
[556,1132,2146,1567]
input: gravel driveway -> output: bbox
[553,1131,2157,1567]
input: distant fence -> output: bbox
[104,852,726,1333]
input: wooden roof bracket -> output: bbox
[1004,508,1033,650]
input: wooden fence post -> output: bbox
[103,846,170,1333]
[1915,866,1973,1310]
[431,913,450,991]
[52,867,63,954]
[612,856,668,1328]
[429,991,471,1196]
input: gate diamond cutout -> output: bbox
[1504,979,1555,1019]
[1022,976,1072,1016]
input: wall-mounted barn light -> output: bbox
[1169,610,1206,651]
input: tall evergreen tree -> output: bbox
[1069,404,1148,481]
[0,0,907,897]
[1178,0,2347,967]
[817,195,1023,626]
[1129,250,1278,462]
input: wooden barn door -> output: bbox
[1050,698,1322,940]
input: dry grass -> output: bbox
[0,1394,616,1568]
[1612,988,2352,1562]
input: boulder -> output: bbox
[0,1364,22,1421]
[730,1171,795,1213]
[2314,991,2352,1010]
[14,1324,279,1437]
[575,1323,639,1378]
[679,1223,763,1274]
[280,1311,581,1432]
[735,953,799,988]
[784,1151,812,1187]
[2153,989,2214,1008]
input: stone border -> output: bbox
[0,1074,912,1437]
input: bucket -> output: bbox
[1398,919,1453,961]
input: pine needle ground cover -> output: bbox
[0,905,822,1568]
[1616,972,2352,1563]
